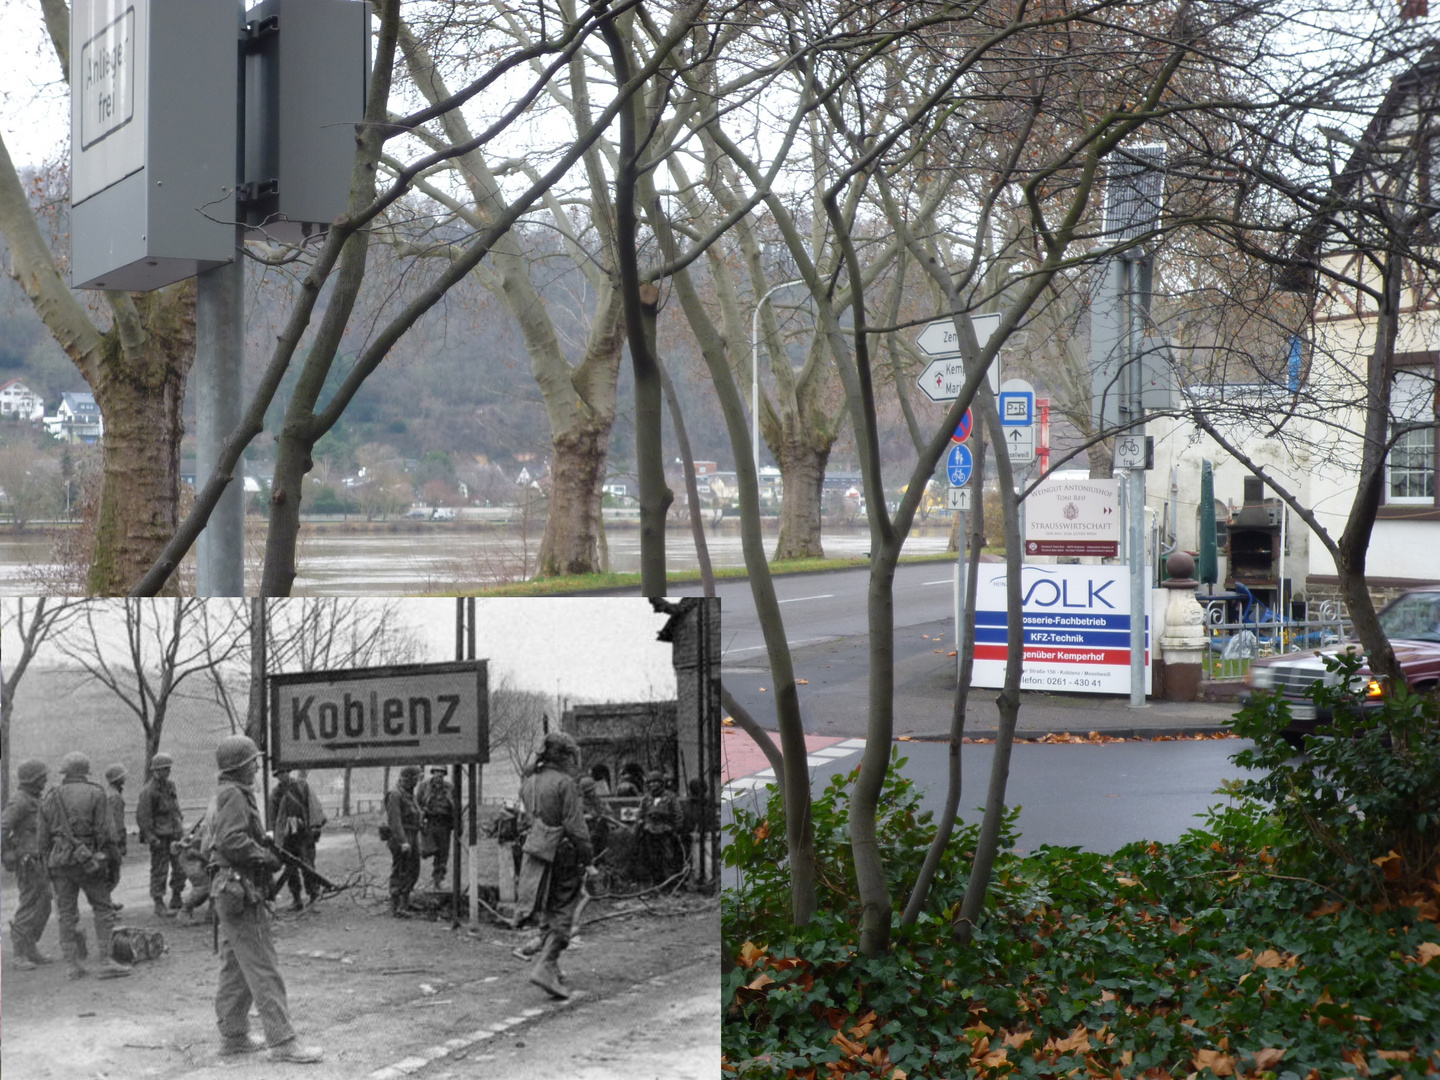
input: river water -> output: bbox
[0,519,957,595]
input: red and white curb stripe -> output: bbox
[366,1002,565,1079]
[722,738,866,800]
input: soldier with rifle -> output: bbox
[202,734,323,1063]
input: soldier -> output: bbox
[577,775,611,859]
[2,758,55,970]
[37,751,130,979]
[103,764,128,907]
[172,824,212,923]
[639,770,684,884]
[518,731,595,999]
[137,751,186,918]
[268,768,321,912]
[384,765,423,918]
[205,733,323,1063]
[416,765,456,890]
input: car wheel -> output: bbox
[1280,731,1306,751]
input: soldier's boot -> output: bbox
[269,1039,324,1064]
[11,933,36,971]
[154,897,174,919]
[72,927,89,960]
[389,893,411,919]
[61,933,87,979]
[169,888,184,911]
[219,1033,267,1056]
[97,956,133,979]
[528,935,569,1000]
[23,938,55,965]
[94,908,129,978]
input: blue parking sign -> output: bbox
[946,443,973,486]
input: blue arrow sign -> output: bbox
[946,443,973,486]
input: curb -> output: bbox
[905,725,1235,741]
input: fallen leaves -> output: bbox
[1409,941,1440,966]
[1251,1047,1286,1070]
[1192,1048,1236,1076]
[796,678,810,685]
[1251,948,1300,970]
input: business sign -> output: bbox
[971,564,1150,694]
[269,660,488,769]
[1024,475,1120,557]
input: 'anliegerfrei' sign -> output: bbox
[269,660,488,769]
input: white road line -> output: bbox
[922,579,953,586]
[723,636,833,657]
[777,594,835,604]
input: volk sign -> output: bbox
[971,565,1150,694]
[270,660,488,769]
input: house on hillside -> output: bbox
[0,379,45,421]
[44,391,104,444]
[1147,56,1439,614]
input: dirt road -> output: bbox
[1,830,720,1078]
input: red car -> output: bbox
[1243,584,1440,745]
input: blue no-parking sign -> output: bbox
[946,443,973,486]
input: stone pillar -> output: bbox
[1158,552,1208,701]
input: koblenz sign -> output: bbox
[269,660,488,769]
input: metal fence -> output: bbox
[1200,598,1351,682]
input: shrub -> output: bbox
[1230,652,1440,899]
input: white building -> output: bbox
[0,379,45,421]
[44,391,104,444]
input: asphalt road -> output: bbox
[696,563,1238,739]
[722,734,1256,869]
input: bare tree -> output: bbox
[1,598,79,803]
[51,600,247,767]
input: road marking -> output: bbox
[368,998,585,1079]
[922,579,953,586]
[722,738,867,802]
[722,636,833,657]
[777,594,835,604]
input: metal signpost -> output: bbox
[1090,144,1166,708]
[71,0,369,594]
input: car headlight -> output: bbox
[1365,678,1384,699]
[1249,667,1275,689]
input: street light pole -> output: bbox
[751,279,805,484]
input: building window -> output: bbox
[1388,367,1438,505]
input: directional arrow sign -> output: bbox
[914,313,1001,398]
[915,312,1000,356]
[1004,425,1035,464]
[947,487,971,511]
[946,443,973,486]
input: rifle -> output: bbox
[261,836,342,898]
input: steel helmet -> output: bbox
[60,751,91,777]
[151,752,174,771]
[17,759,47,785]
[399,765,422,781]
[215,734,262,772]
[105,764,127,784]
